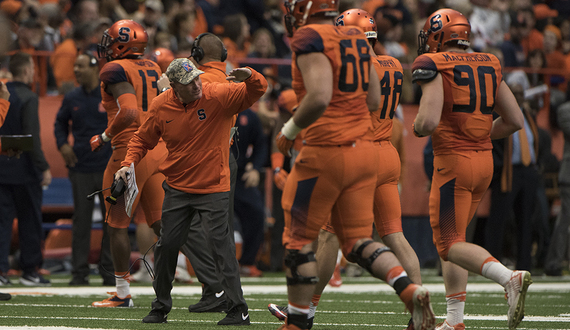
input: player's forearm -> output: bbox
[490,117,521,140]
[106,94,139,137]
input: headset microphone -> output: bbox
[86,187,111,200]
[86,177,127,204]
[105,177,126,205]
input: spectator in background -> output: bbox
[486,81,539,272]
[138,0,168,50]
[69,0,100,26]
[50,22,97,95]
[245,27,291,80]
[470,0,510,51]
[195,0,222,33]
[234,107,268,278]
[10,18,46,52]
[218,0,266,33]
[545,100,570,276]
[501,11,527,68]
[222,13,251,66]
[533,3,558,31]
[169,11,198,53]
[544,25,567,94]
[560,19,570,87]
[378,13,408,60]
[37,2,66,51]
[0,52,52,287]
[518,6,543,56]
[53,53,115,286]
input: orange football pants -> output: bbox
[429,150,493,260]
[102,141,168,229]
[320,140,402,237]
[281,140,378,257]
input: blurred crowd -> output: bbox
[0,0,569,104]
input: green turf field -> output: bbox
[1,271,569,329]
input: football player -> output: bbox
[273,1,435,330]
[412,8,532,330]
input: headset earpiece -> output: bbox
[191,33,227,63]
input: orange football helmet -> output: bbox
[284,0,339,37]
[335,9,377,40]
[417,8,470,55]
[98,20,148,61]
[149,47,175,73]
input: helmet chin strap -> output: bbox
[300,1,313,26]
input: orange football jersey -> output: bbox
[412,52,503,154]
[290,24,374,146]
[99,59,162,148]
[371,55,403,141]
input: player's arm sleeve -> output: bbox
[121,99,162,167]
[106,92,139,137]
[411,55,438,84]
[54,95,72,149]
[101,63,140,137]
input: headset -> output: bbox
[191,32,228,63]
[82,51,99,67]
[86,177,126,205]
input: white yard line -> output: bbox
[2,282,570,296]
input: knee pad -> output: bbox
[284,249,319,286]
[347,241,394,274]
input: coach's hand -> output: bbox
[227,68,252,82]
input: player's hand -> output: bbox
[0,81,9,101]
[227,68,252,82]
[59,143,77,167]
[276,132,294,157]
[90,133,110,152]
[274,167,288,191]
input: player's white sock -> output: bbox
[446,291,466,326]
[480,256,512,286]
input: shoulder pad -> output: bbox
[412,69,438,84]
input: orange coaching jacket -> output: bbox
[122,68,267,194]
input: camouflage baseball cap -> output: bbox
[166,58,204,85]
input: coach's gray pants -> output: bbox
[180,153,237,298]
[151,181,246,314]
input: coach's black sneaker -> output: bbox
[142,309,167,323]
[0,293,11,301]
[188,292,228,313]
[217,305,250,325]
[20,272,50,287]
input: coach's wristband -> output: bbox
[281,118,302,140]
